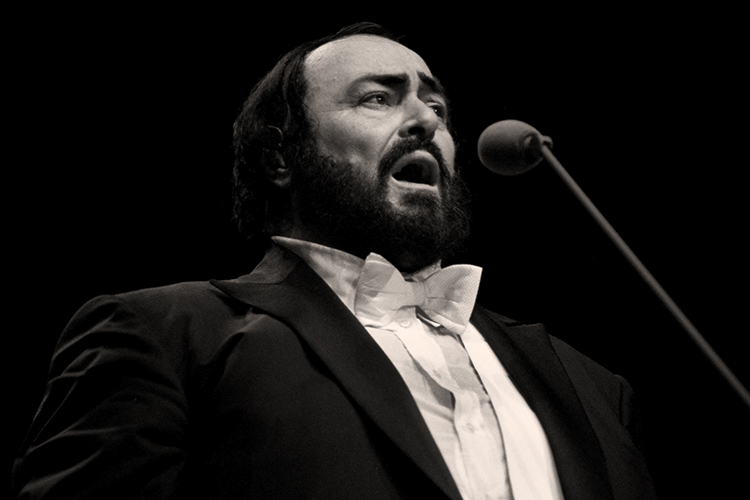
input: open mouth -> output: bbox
[389,151,439,187]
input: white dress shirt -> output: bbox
[272,236,564,500]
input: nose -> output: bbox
[398,95,441,142]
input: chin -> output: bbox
[391,190,441,213]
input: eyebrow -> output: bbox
[418,72,448,100]
[351,72,448,101]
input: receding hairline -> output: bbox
[304,33,431,79]
[307,33,406,57]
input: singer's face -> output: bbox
[284,35,469,271]
[302,35,456,213]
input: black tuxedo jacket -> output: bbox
[13,245,656,499]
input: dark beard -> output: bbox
[291,137,472,273]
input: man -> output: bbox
[12,23,656,499]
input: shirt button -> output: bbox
[465,422,476,432]
[398,319,412,328]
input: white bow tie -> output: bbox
[353,253,482,335]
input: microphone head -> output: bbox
[477,119,552,175]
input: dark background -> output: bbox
[9,5,748,498]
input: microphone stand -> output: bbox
[539,145,750,410]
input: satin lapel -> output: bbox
[210,246,462,500]
[470,306,614,500]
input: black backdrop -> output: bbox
[9,5,748,498]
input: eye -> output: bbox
[428,102,448,122]
[360,92,391,108]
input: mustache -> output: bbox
[378,137,450,182]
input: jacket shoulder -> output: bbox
[68,280,245,333]
[112,280,235,315]
[55,279,262,376]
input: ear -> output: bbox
[262,150,292,189]
[259,126,291,189]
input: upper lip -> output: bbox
[389,151,440,186]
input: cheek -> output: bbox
[315,117,384,164]
[437,133,457,174]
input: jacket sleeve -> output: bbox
[12,295,189,499]
[549,336,657,499]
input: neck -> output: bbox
[278,227,437,275]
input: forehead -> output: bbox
[304,35,434,93]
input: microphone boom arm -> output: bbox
[539,144,750,410]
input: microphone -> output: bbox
[477,119,750,409]
[477,119,553,175]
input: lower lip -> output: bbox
[389,177,439,192]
